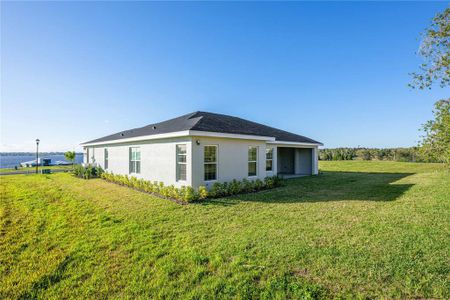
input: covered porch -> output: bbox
[276,146,318,178]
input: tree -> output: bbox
[419,99,450,164]
[65,151,76,169]
[409,8,449,89]
[360,149,372,161]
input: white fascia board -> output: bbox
[267,141,323,147]
[188,130,275,141]
[81,130,191,147]
[81,130,275,147]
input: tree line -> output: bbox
[319,147,442,163]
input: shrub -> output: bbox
[129,176,138,189]
[184,186,197,202]
[160,185,170,198]
[152,181,159,193]
[242,179,254,193]
[222,182,229,196]
[73,165,103,179]
[209,182,221,198]
[100,172,283,202]
[168,185,179,199]
[229,179,242,195]
[73,165,83,177]
[143,181,153,193]
[264,176,275,188]
[198,186,208,200]
[254,179,264,191]
[271,175,283,187]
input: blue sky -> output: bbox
[1,1,448,152]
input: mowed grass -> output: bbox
[0,161,449,299]
[0,165,73,174]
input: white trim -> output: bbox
[129,146,141,175]
[81,130,276,147]
[204,144,218,182]
[267,141,323,147]
[265,147,273,172]
[248,146,258,177]
[176,144,187,182]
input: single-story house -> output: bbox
[81,111,323,189]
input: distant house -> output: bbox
[81,112,322,189]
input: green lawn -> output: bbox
[0,165,73,174]
[1,161,449,298]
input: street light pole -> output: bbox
[36,139,40,174]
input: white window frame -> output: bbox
[266,148,273,172]
[204,145,218,182]
[176,144,187,182]
[129,147,141,174]
[104,148,109,169]
[248,146,258,177]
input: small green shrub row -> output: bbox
[101,172,199,203]
[73,165,104,179]
[100,172,283,203]
[208,177,283,198]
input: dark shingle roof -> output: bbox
[82,111,321,145]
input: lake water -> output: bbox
[0,154,83,168]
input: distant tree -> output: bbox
[363,149,373,161]
[65,151,76,169]
[319,147,435,162]
[409,8,449,89]
[419,99,450,164]
[375,149,386,160]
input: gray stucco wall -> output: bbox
[294,148,312,175]
[191,137,271,189]
[277,147,295,174]
[84,137,193,188]
[85,136,278,189]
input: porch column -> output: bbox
[294,149,301,175]
[273,146,278,175]
[312,147,319,175]
[84,147,89,164]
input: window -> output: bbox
[176,144,187,181]
[104,148,108,169]
[248,146,258,176]
[86,148,89,164]
[266,148,273,171]
[129,147,141,174]
[204,145,217,181]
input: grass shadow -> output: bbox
[202,171,415,206]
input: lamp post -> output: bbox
[36,139,40,174]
